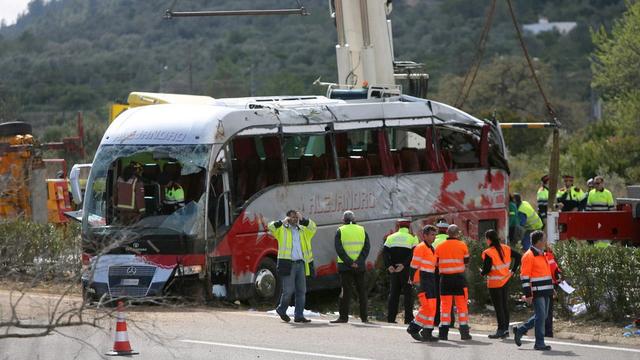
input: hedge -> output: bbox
[555,241,640,321]
[0,219,80,281]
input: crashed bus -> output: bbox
[80,92,510,303]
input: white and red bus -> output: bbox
[80,92,509,303]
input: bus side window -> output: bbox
[387,127,426,173]
[440,129,481,169]
[283,134,335,182]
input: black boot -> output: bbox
[460,325,472,340]
[438,326,449,341]
[420,328,439,342]
[406,322,423,341]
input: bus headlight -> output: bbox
[177,265,202,276]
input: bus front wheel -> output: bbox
[252,257,280,306]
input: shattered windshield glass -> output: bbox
[83,144,211,238]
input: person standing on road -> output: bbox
[435,224,472,341]
[383,219,420,324]
[268,210,317,323]
[481,229,521,339]
[406,225,440,342]
[432,219,449,248]
[513,230,553,351]
[331,210,370,324]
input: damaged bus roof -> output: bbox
[101,95,488,146]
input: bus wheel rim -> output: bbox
[255,268,276,298]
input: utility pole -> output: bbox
[547,125,560,212]
[188,44,193,93]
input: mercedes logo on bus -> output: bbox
[126,266,137,275]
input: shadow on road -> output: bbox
[449,339,492,346]
[542,350,578,357]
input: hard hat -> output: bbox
[587,178,594,186]
[397,218,411,227]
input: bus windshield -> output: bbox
[83,144,211,238]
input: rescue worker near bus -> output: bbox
[162,162,185,211]
[513,230,553,351]
[481,229,521,339]
[433,219,452,327]
[514,193,543,251]
[433,219,449,248]
[435,224,472,340]
[536,174,550,221]
[268,210,317,323]
[556,175,585,211]
[586,176,615,211]
[383,219,420,324]
[115,161,145,224]
[331,210,371,324]
[544,243,562,338]
[508,193,523,245]
[406,225,440,342]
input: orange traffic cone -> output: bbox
[106,301,139,356]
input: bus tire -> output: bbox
[0,122,32,137]
[251,257,280,306]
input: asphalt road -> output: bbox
[1,292,639,360]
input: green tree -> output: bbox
[568,1,640,183]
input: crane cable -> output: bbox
[505,0,558,122]
[454,0,497,109]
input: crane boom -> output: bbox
[333,0,395,88]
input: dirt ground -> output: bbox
[2,280,638,347]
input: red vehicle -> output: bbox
[557,186,640,244]
[79,93,510,303]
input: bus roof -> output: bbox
[101,95,488,146]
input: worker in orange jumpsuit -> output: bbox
[406,225,439,342]
[434,224,472,340]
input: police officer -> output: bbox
[433,219,449,248]
[536,175,550,221]
[384,219,419,324]
[268,210,317,323]
[435,225,472,340]
[331,210,370,324]
[406,225,439,342]
[556,175,585,211]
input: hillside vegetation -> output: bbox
[0,0,638,195]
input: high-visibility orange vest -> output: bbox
[482,244,512,288]
[411,242,436,284]
[545,250,560,285]
[520,247,553,297]
[434,238,469,275]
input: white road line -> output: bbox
[180,339,374,360]
[515,337,640,353]
[227,312,640,354]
